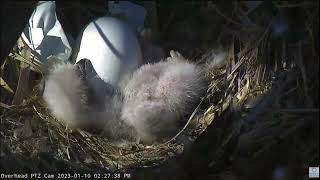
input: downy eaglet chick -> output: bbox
[43,62,135,142]
[121,50,207,143]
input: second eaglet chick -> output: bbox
[43,62,132,141]
[121,50,207,143]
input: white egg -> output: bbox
[76,17,142,87]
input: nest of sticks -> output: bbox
[0,2,318,179]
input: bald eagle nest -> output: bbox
[0,2,318,179]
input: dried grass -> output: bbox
[0,2,318,179]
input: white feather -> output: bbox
[204,49,228,71]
